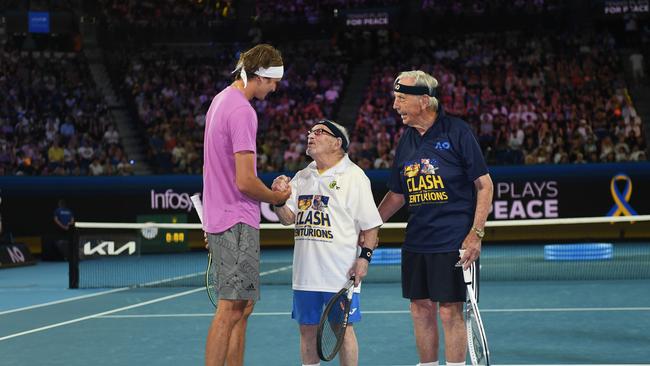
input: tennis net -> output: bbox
[70,215,650,288]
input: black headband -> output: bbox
[394,82,437,98]
[315,119,349,151]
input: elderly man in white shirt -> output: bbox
[273,119,382,366]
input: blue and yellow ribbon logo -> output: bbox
[606,173,638,217]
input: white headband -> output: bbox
[233,63,284,87]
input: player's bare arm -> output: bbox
[349,226,380,285]
[235,151,290,205]
[461,173,493,269]
[377,191,406,222]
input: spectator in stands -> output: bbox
[630,147,646,161]
[629,53,645,82]
[88,158,104,176]
[103,124,120,145]
[60,119,75,140]
[116,157,135,175]
[47,140,65,171]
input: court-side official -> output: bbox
[202,44,290,366]
[377,70,493,366]
[273,120,382,366]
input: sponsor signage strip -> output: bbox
[1,164,649,237]
[0,243,35,268]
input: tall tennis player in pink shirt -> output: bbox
[203,44,290,366]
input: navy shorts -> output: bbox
[401,250,475,303]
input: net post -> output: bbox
[68,224,79,289]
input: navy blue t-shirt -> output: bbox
[388,109,488,253]
[54,207,74,226]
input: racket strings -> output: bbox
[470,321,485,360]
[467,305,488,365]
[319,293,349,360]
[206,253,218,307]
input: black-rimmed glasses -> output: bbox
[308,128,337,138]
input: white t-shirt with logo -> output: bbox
[286,155,383,293]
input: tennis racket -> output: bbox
[316,276,355,361]
[463,263,490,366]
[191,194,218,308]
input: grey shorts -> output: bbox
[207,223,260,301]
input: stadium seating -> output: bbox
[1,1,646,175]
[0,49,132,175]
[120,41,349,173]
[350,31,647,167]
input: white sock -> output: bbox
[418,362,439,366]
[445,362,465,366]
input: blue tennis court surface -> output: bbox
[2,251,650,365]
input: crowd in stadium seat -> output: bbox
[98,0,407,31]
[255,42,349,172]
[100,0,235,28]
[123,41,349,173]
[420,0,563,14]
[254,0,400,24]
[0,49,133,176]
[3,0,647,177]
[97,0,236,44]
[123,48,223,174]
[349,31,647,168]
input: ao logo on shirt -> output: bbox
[435,141,451,150]
[403,158,449,205]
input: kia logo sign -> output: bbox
[83,241,136,256]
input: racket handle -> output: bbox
[191,194,204,224]
[346,276,355,300]
[462,266,472,284]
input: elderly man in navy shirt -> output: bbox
[378,70,493,366]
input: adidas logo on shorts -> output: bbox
[246,283,256,291]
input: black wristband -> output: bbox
[359,247,373,262]
[273,202,286,208]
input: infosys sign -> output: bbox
[149,189,280,222]
[151,189,200,212]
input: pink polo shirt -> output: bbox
[202,86,260,233]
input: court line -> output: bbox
[0,265,294,341]
[0,288,131,316]
[371,307,650,313]
[0,287,204,342]
[0,264,293,317]
[484,306,650,313]
[0,271,203,316]
[97,306,650,319]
